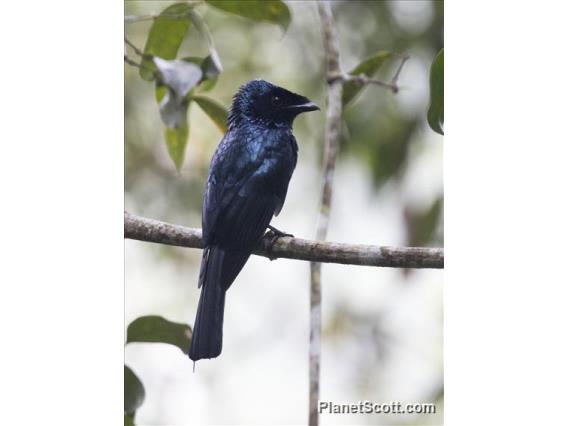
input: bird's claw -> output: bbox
[265,225,294,260]
[267,225,294,239]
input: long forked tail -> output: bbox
[188,246,249,361]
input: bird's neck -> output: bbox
[228,113,292,131]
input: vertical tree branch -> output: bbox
[310,2,343,425]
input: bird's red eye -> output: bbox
[271,95,282,106]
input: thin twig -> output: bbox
[125,14,159,23]
[124,212,444,269]
[310,3,411,424]
[125,4,202,24]
[124,53,155,76]
[124,54,143,69]
[311,2,343,425]
[391,54,410,86]
[124,36,145,57]
[328,53,410,94]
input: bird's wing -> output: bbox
[273,135,297,216]
[202,130,290,250]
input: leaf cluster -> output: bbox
[126,1,291,171]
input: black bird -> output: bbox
[188,79,319,361]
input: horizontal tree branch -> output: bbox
[124,212,444,269]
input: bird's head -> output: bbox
[229,79,319,129]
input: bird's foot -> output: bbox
[265,225,294,260]
[267,225,294,239]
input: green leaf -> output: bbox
[192,95,228,132]
[154,63,194,172]
[343,51,393,106]
[124,365,145,415]
[140,2,195,81]
[427,48,444,135]
[156,84,189,172]
[152,56,201,170]
[127,315,193,353]
[206,0,291,31]
[165,118,189,171]
[124,414,135,426]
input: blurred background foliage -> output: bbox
[125,1,443,425]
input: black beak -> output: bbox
[285,100,320,113]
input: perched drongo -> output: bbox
[189,79,319,361]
